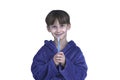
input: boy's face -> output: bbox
[47,19,70,40]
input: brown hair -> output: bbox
[45,10,70,27]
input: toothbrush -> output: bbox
[57,37,61,68]
[57,37,60,52]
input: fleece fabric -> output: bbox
[31,40,88,80]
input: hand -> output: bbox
[53,52,66,67]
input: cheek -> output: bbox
[49,27,56,32]
[63,28,67,32]
[50,29,56,33]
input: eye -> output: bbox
[51,26,57,29]
[60,24,65,27]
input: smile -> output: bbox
[55,33,63,37]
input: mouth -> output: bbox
[55,33,63,37]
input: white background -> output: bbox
[0,0,120,80]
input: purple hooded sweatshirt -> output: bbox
[31,40,88,80]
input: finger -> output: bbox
[57,54,65,58]
[56,54,62,58]
[56,57,62,60]
[59,52,65,55]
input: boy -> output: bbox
[31,10,88,80]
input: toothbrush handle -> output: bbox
[57,37,62,68]
[57,37,60,52]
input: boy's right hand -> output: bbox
[53,53,59,66]
[53,52,66,66]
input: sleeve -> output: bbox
[31,47,59,80]
[59,48,88,80]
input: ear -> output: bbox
[67,24,71,30]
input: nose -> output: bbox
[56,27,61,33]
